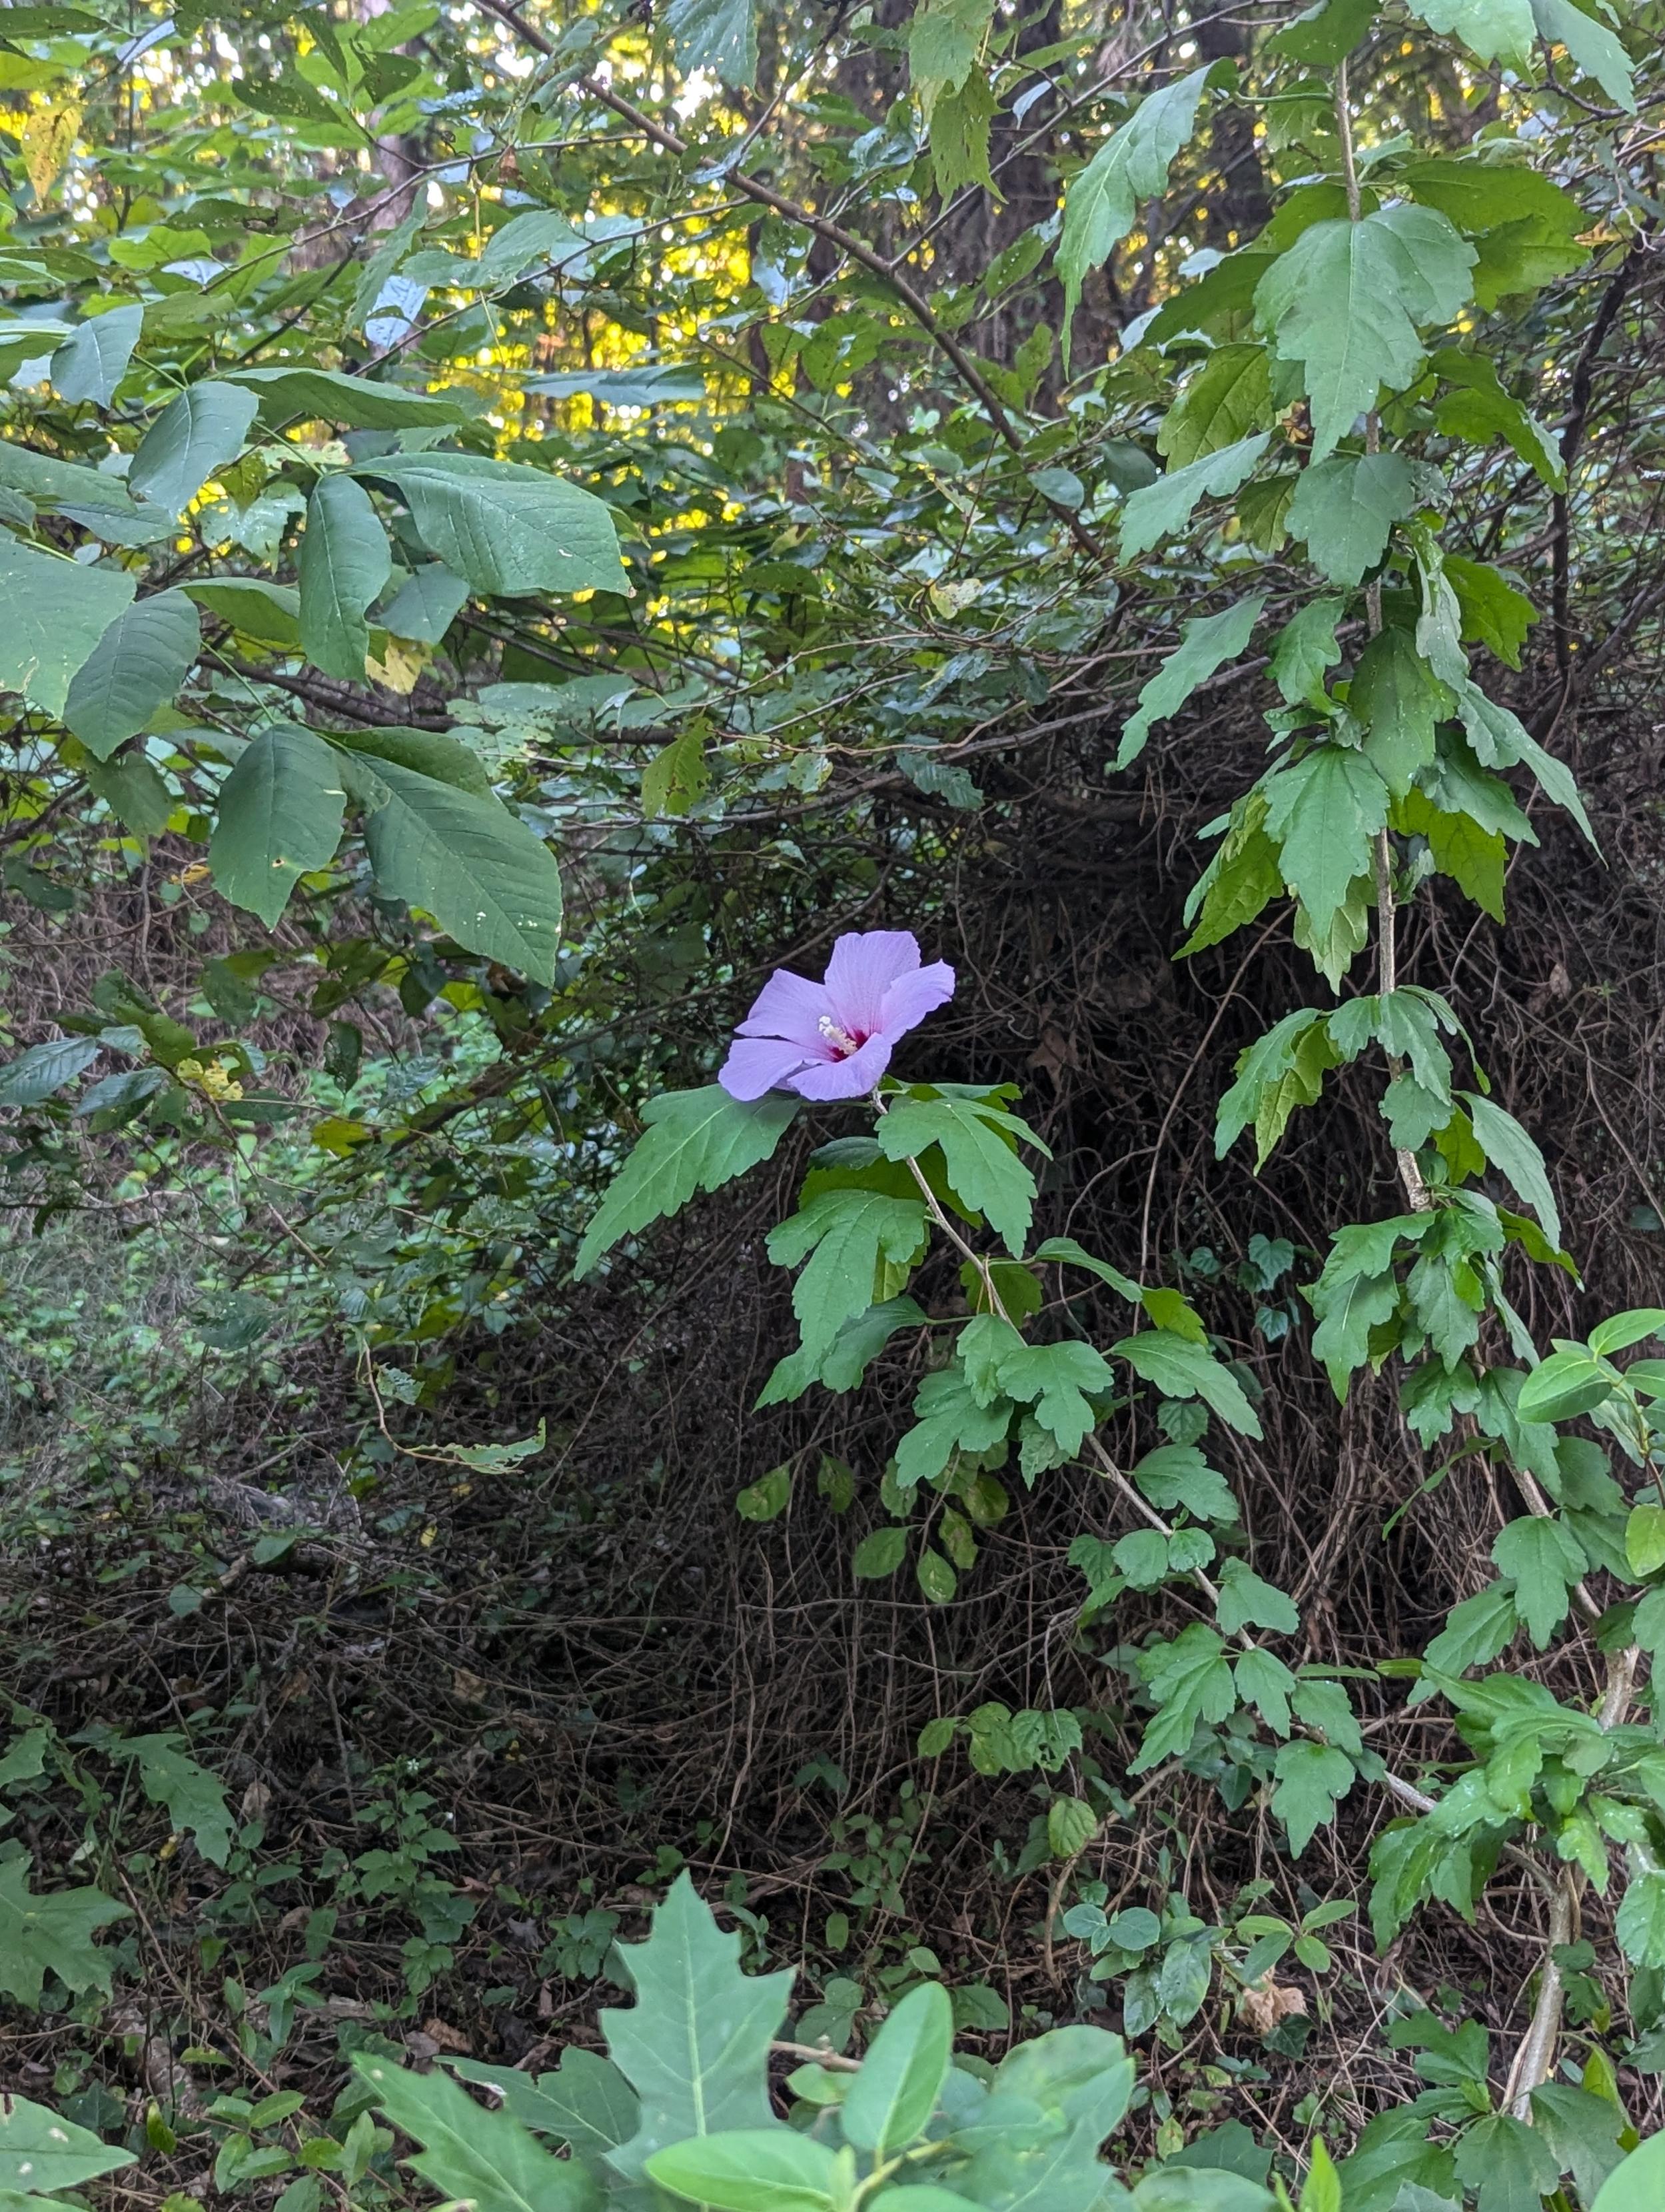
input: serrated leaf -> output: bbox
[602,1873,794,2181]
[299,475,391,681]
[1443,554,1536,670]
[109,1733,233,1865]
[768,1188,928,1358]
[1058,65,1215,355]
[1287,453,1426,586]
[0,1857,129,2006]
[1133,1442,1239,1522]
[1406,0,1534,65]
[574,1087,798,1280]
[1262,744,1388,942]
[1271,1740,1355,1853]
[1460,1091,1561,1247]
[662,0,756,87]
[642,726,710,818]
[877,1093,1039,1255]
[354,2057,596,2212]
[1269,598,1345,708]
[208,722,346,929]
[1355,629,1448,798]
[1157,345,1274,469]
[1217,1558,1300,1636]
[1451,2113,1560,2212]
[360,756,563,980]
[1430,348,1564,488]
[1490,1514,1586,1647]
[62,589,200,759]
[1114,1330,1263,1438]
[51,301,143,407]
[358,453,626,597]
[0,537,136,717]
[0,1036,100,1108]
[129,381,259,517]
[1116,593,1266,769]
[450,2053,638,2163]
[1530,0,1635,107]
[1255,207,1476,459]
[1118,433,1269,561]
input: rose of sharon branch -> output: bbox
[719,930,955,1102]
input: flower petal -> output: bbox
[878,959,955,1041]
[720,1034,820,1101]
[824,930,921,1038]
[737,964,834,1049]
[790,1032,894,1100]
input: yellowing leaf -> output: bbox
[23,101,79,202]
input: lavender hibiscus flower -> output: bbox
[718,930,955,1102]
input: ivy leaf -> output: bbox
[1271,1740,1355,1853]
[1353,629,1449,798]
[1132,1624,1236,1769]
[357,454,627,598]
[1287,453,1429,586]
[0,1857,129,2006]
[893,1364,1013,1488]
[1263,744,1388,943]
[1490,1515,1586,1647]
[1157,345,1275,469]
[1255,207,1476,459]
[662,0,758,89]
[360,758,564,981]
[1114,1329,1263,1438]
[602,1873,794,2181]
[995,1337,1115,1459]
[0,537,137,718]
[128,381,259,517]
[354,2057,595,2212]
[1529,0,1636,108]
[877,1092,1040,1256]
[768,1188,929,1358]
[1268,598,1344,707]
[1115,594,1266,769]
[1215,1558,1300,1636]
[209,721,346,929]
[573,1087,798,1280]
[1057,64,1216,355]
[1405,0,1534,67]
[299,475,392,682]
[109,1733,234,1865]
[1118,433,1269,561]
[62,589,201,761]
[50,300,143,407]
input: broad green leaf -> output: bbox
[354,2057,597,2212]
[1287,453,1428,586]
[209,721,346,929]
[1133,1442,1239,1522]
[1180,799,1285,956]
[1516,1344,1616,1424]
[1267,0,1377,58]
[1157,345,1274,469]
[1337,2109,1458,2212]
[925,65,995,196]
[0,538,135,716]
[1133,1624,1235,1769]
[380,562,470,642]
[1590,1306,1665,1354]
[299,474,392,680]
[1116,594,1266,768]
[451,2054,639,2163]
[1058,65,1215,355]
[128,381,259,517]
[1418,1584,1518,1681]
[1119,433,1269,560]
[1255,207,1476,459]
[843,1981,953,2155]
[1216,1007,1342,1164]
[1394,788,1506,920]
[0,1036,100,1107]
[1527,2085,1622,2207]
[1354,629,1448,797]
[662,0,756,87]
[995,1337,1115,1460]
[109,1733,233,1865]
[1443,554,1536,669]
[736,1464,790,1522]
[756,1296,928,1406]
[642,726,710,818]
[877,1092,1039,1254]
[853,1525,908,1578]
[1268,598,1344,707]
[1460,1092,1561,1247]
[358,454,626,597]
[360,756,564,980]
[767,1188,928,1358]
[0,2097,136,2193]
[1450,2113,1560,2212]
[1490,1514,1586,1646]
[225,364,473,430]
[1406,0,1534,65]
[574,1088,798,1280]
[1114,1329,1263,1438]
[1031,1235,1140,1302]
[62,589,200,759]
[647,2130,837,2212]
[0,1857,129,2005]
[1457,680,1596,845]
[1530,0,1636,107]
[1628,1504,1665,1579]
[1262,744,1388,941]
[333,723,494,798]
[602,1874,794,2181]
[51,300,143,406]
[909,0,995,115]
[893,1365,1013,1488]
[1430,348,1564,488]
[186,577,302,649]
[0,441,145,523]
[1271,1740,1355,1853]
[1593,2132,1665,2211]
[1216,1558,1299,1636]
